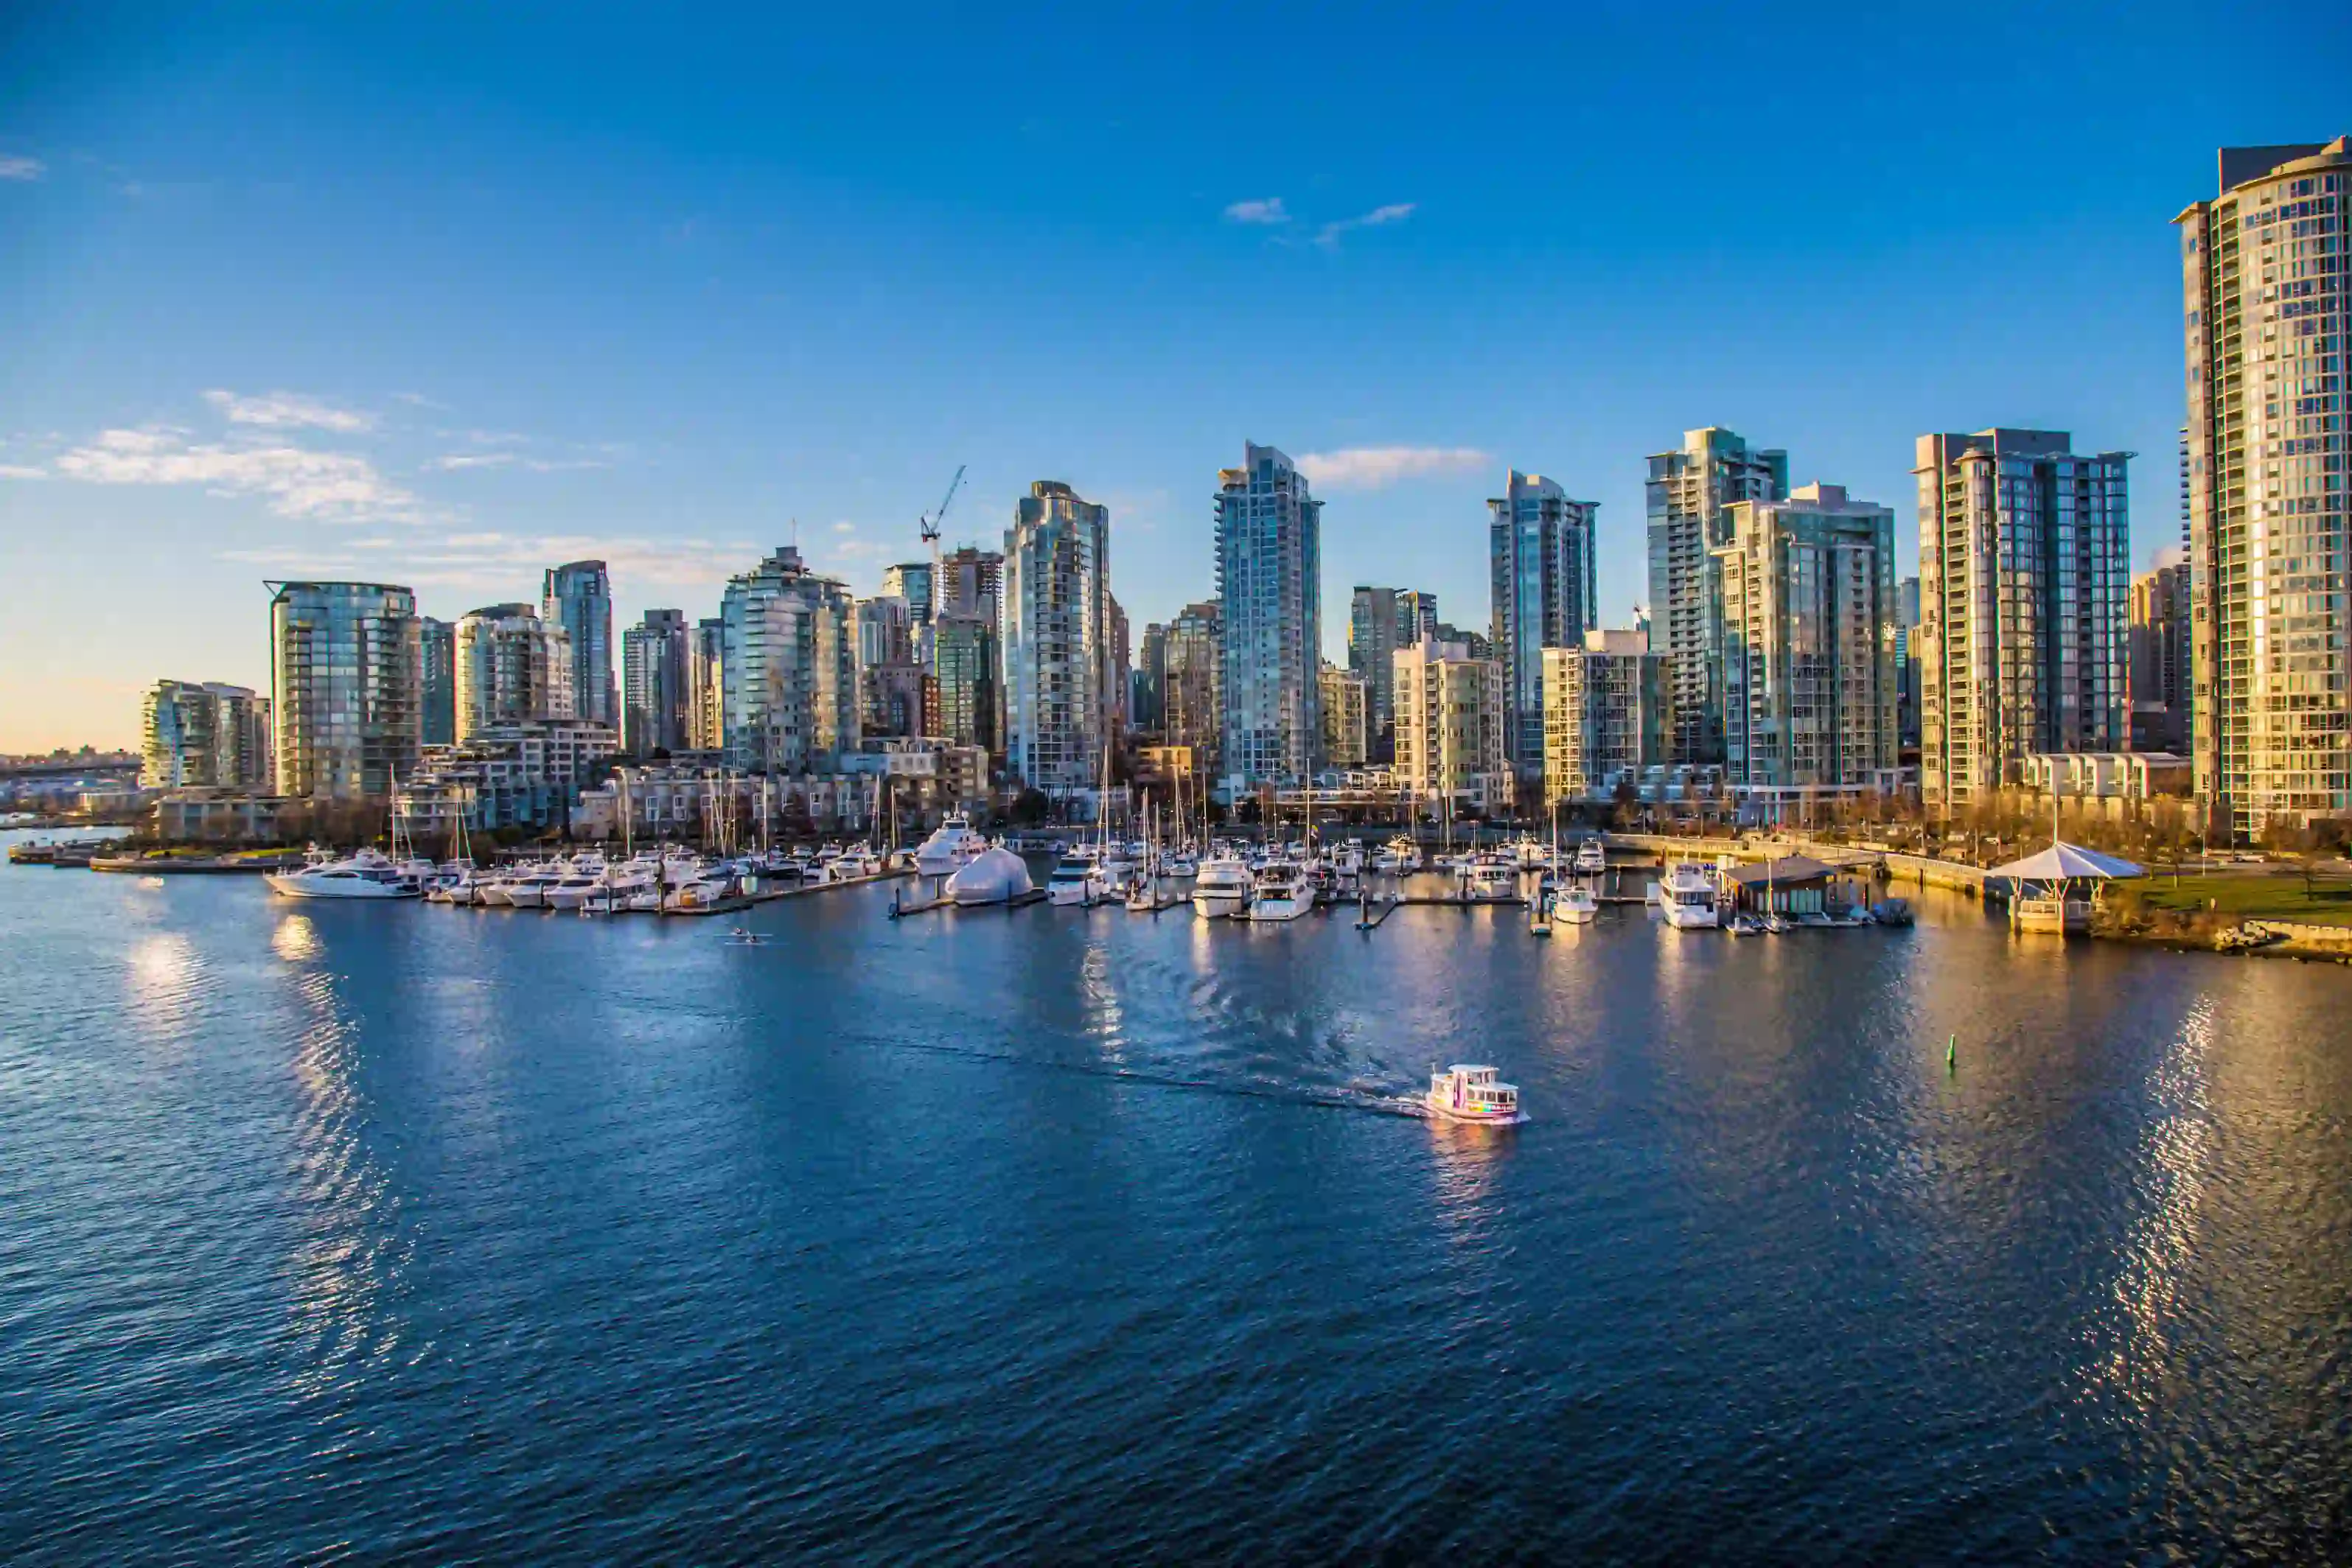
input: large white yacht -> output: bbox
[1191,857,1252,918]
[1246,861,1314,922]
[263,847,420,900]
[1655,861,1720,929]
[914,814,990,878]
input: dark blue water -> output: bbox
[4,834,2349,1562]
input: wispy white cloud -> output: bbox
[425,450,609,474]
[390,391,449,410]
[0,463,46,480]
[54,427,422,522]
[1223,197,1290,225]
[1295,445,1488,491]
[203,388,374,433]
[0,155,43,182]
[1316,202,1415,248]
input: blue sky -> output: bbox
[2,2,2345,749]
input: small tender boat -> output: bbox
[1425,1063,1525,1125]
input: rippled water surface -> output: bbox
[4,836,2350,1561]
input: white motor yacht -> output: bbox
[1558,883,1599,924]
[914,813,989,878]
[503,867,568,909]
[263,848,419,900]
[1373,836,1421,875]
[1191,857,1252,918]
[834,847,882,880]
[1655,861,1720,929]
[1046,853,1108,906]
[1246,861,1314,922]
[1574,839,1608,875]
[1466,855,1518,902]
[1425,1064,1525,1125]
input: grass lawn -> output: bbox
[2130,872,2352,926]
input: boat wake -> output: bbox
[839,1031,1428,1119]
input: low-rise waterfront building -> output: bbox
[405,718,618,834]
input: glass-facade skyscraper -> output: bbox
[1712,483,1899,791]
[542,560,616,729]
[1646,427,1788,765]
[268,581,422,799]
[621,608,691,755]
[1487,469,1599,782]
[455,603,573,740]
[141,680,273,791]
[420,616,457,746]
[1215,443,1322,787]
[2177,137,2351,836]
[719,546,858,774]
[1914,429,2130,815]
[1003,480,1112,792]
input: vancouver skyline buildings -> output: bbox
[2,4,2347,752]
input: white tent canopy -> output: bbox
[1987,841,2144,882]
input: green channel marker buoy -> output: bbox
[1947,1033,1957,1074]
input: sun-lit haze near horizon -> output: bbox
[2,2,2346,750]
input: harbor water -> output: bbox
[4,833,2349,1561]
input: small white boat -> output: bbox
[1192,857,1252,918]
[1557,883,1598,924]
[1246,861,1314,922]
[1574,839,1608,875]
[1425,1064,1525,1125]
[946,844,1034,906]
[1466,855,1518,903]
[1373,836,1422,875]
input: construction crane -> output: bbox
[918,464,966,549]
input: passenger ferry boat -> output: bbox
[1425,1064,1525,1125]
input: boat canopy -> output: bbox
[1986,842,2143,882]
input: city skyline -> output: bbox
[4,4,2341,750]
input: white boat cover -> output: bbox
[946,846,1034,905]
